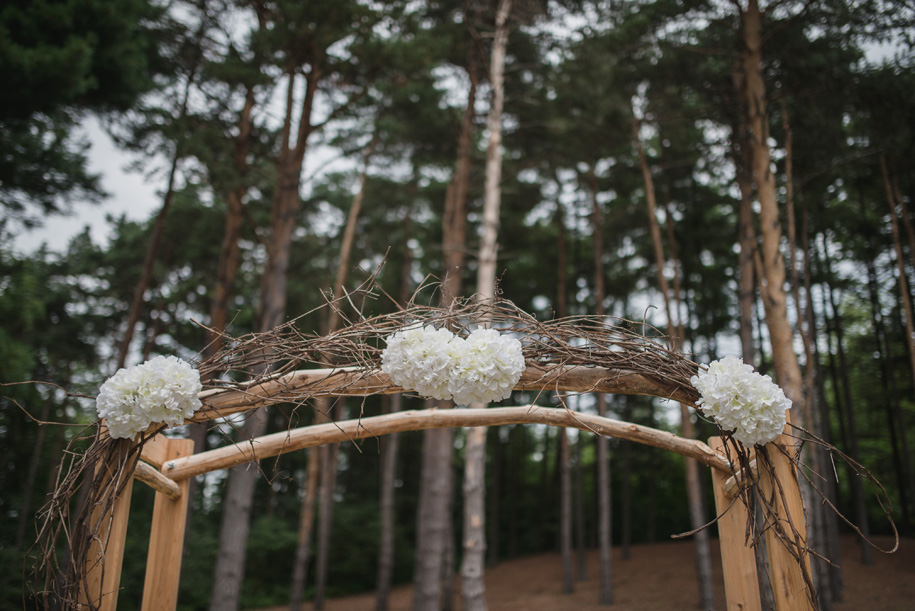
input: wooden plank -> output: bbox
[134,461,182,500]
[139,434,171,469]
[141,438,194,611]
[165,406,729,481]
[709,437,761,611]
[189,365,699,423]
[758,434,814,611]
[79,440,136,611]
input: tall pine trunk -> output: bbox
[740,0,804,407]
[413,404,455,611]
[555,198,576,589]
[560,430,573,594]
[802,215,844,602]
[633,114,713,609]
[781,104,834,607]
[210,67,318,611]
[461,3,511,609]
[376,208,416,610]
[738,6,819,603]
[186,84,257,553]
[731,61,757,367]
[586,165,614,606]
[882,155,915,390]
[620,396,633,561]
[289,420,321,611]
[312,132,378,611]
[376,394,402,611]
[413,38,477,611]
[821,240,874,566]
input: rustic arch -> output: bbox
[75,364,810,611]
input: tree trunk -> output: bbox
[15,396,53,549]
[633,114,713,610]
[313,133,378,611]
[740,0,804,408]
[413,37,478,611]
[585,163,614,606]
[487,428,502,567]
[376,205,417,610]
[555,197,576,586]
[864,250,911,528]
[821,239,874,566]
[882,155,915,389]
[185,84,257,558]
[413,411,455,611]
[313,441,337,610]
[117,150,180,369]
[441,53,477,308]
[574,432,587,579]
[739,5,818,602]
[461,3,511,608]
[803,218,844,603]
[731,60,758,367]
[560,430,573,594]
[210,67,318,611]
[289,422,321,611]
[781,105,833,608]
[376,394,402,611]
[620,397,633,562]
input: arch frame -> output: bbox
[85,365,806,611]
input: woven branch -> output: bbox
[195,295,703,405]
[34,291,709,609]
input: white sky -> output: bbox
[12,117,162,255]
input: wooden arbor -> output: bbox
[83,365,813,611]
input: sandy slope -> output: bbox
[253,535,911,611]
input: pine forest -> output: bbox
[1,0,914,609]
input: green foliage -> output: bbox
[0,0,166,232]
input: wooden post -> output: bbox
[758,435,814,611]
[141,437,195,611]
[708,437,761,611]
[80,439,136,611]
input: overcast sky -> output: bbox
[11,117,162,255]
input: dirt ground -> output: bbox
[255,535,912,610]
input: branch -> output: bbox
[166,405,731,481]
[190,364,700,423]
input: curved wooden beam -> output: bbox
[191,364,698,423]
[165,405,729,481]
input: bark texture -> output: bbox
[461,3,511,608]
[588,164,613,606]
[633,113,713,609]
[210,66,318,611]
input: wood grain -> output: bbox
[709,437,762,611]
[141,438,194,611]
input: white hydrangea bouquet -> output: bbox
[381,325,525,406]
[96,355,202,439]
[690,355,791,446]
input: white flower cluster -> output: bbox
[96,355,202,439]
[690,355,791,447]
[381,326,525,405]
